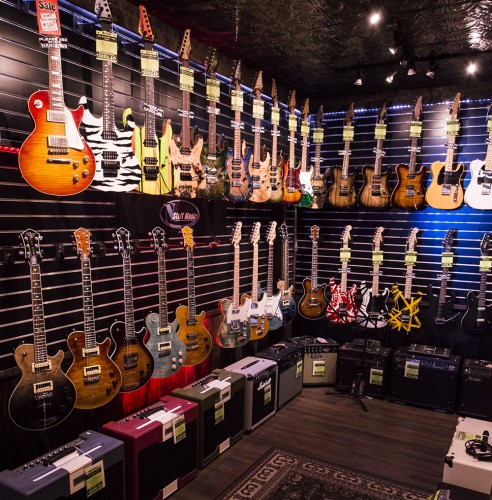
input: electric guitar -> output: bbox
[426,93,465,209]
[200,48,229,199]
[356,227,389,328]
[390,96,426,210]
[216,222,251,348]
[298,225,328,319]
[282,90,302,204]
[18,5,95,196]
[358,102,391,209]
[226,60,252,201]
[78,0,141,192]
[176,227,212,365]
[9,230,76,430]
[310,105,329,209]
[464,102,492,209]
[67,228,122,409]
[171,29,205,198]
[277,223,296,325]
[145,227,186,378]
[268,79,284,203]
[264,222,283,330]
[388,228,423,332]
[328,103,357,209]
[298,98,314,207]
[110,228,154,392]
[326,225,357,324]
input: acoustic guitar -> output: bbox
[310,105,329,209]
[282,90,302,204]
[277,224,296,325]
[263,222,283,330]
[297,98,314,207]
[268,79,284,203]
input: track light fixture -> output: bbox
[389,29,403,55]
[407,58,417,76]
[467,62,477,74]
[354,68,363,86]
[386,70,398,83]
[426,59,439,78]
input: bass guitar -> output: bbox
[298,98,314,207]
[282,90,302,204]
[356,227,389,328]
[326,225,357,324]
[268,79,284,203]
[426,93,464,209]
[145,227,186,378]
[176,227,212,365]
[217,222,251,348]
[110,227,154,392]
[277,224,296,325]
[390,96,426,210]
[9,230,76,430]
[310,105,329,209]
[78,0,141,192]
[298,225,328,319]
[264,222,283,330]
[358,102,391,209]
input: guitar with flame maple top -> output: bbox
[268,79,284,203]
[282,90,302,204]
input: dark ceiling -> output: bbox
[134,0,492,103]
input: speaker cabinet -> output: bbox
[457,359,492,421]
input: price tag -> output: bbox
[313,360,325,376]
[140,49,159,77]
[488,117,492,133]
[264,383,272,405]
[480,256,492,272]
[301,120,310,138]
[288,115,297,132]
[410,120,422,138]
[369,368,383,386]
[312,127,324,143]
[214,401,225,425]
[206,78,220,102]
[96,31,117,61]
[372,250,383,265]
[405,251,417,265]
[271,107,280,126]
[172,415,187,444]
[85,460,105,498]
[35,0,61,36]
[253,100,265,119]
[374,124,387,140]
[343,125,354,142]
[231,90,243,111]
[340,248,351,261]
[179,66,194,92]
[441,252,454,267]
[296,360,303,378]
[404,360,420,379]
[446,119,460,136]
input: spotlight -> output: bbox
[407,59,417,76]
[426,59,439,78]
[389,29,402,55]
[369,11,381,25]
[386,70,397,83]
[354,69,363,86]
[467,62,477,74]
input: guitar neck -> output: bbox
[283,237,290,288]
[314,143,321,177]
[233,106,242,160]
[266,243,274,296]
[271,108,279,167]
[207,76,217,156]
[477,269,488,314]
[47,44,64,112]
[158,253,170,328]
[372,264,380,297]
[253,99,262,163]
[30,264,48,364]
[485,131,492,171]
[341,141,351,178]
[437,267,450,319]
[232,245,240,306]
[311,240,319,290]
[81,257,97,348]
[373,138,384,174]
[251,244,259,305]
[407,137,419,176]
[300,135,308,171]
[444,135,457,172]
[122,256,136,338]
[340,261,348,294]
[181,66,191,151]
[404,264,414,300]
[187,249,196,320]
[144,74,156,138]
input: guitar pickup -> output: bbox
[482,184,491,195]
[47,110,66,123]
[32,360,51,373]
[187,341,199,349]
[180,173,193,181]
[186,333,198,339]
[83,347,100,357]
[312,187,321,193]
[33,381,53,394]
[405,186,415,195]
[282,300,291,307]
[232,181,242,187]
[206,177,218,184]
[158,342,171,354]
[252,183,261,189]
[206,167,217,175]
[83,365,101,380]
[102,131,118,141]
[143,138,157,148]
[144,166,158,181]
[207,155,217,161]
[252,175,261,181]
[232,173,241,179]
[124,352,139,369]
[180,164,192,172]
[158,326,171,335]
[144,157,158,165]
[401,314,410,324]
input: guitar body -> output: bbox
[66,334,122,409]
[110,321,154,392]
[298,278,328,319]
[298,169,314,207]
[390,164,426,211]
[137,125,169,195]
[277,282,296,325]
[326,280,357,324]
[19,90,96,196]
[387,285,423,333]
[175,306,212,365]
[242,293,270,341]
[200,140,229,199]
[248,152,272,203]
[145,313,186,378]
[464,159,492,209]
[226,146,253,202]
[282,162,302,204]
[216,296,251,348]
[264,291,283,331]
[171,135,205,198]
[269,153,285,203]
[327,167,358,208]
[460,291,492,336]
[310,171,329,209]
[8,345,76,430]
[426,161,464,209]
[421,284,460,334]
[356,281,389,328]
[358,166,391,209]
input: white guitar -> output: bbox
[263,221,283,330]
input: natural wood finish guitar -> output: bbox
[282,90,302,204]
[310,105,329,209]
[268,79,284,203]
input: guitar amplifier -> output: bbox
[224,356,278,431]
[171,369,245,468]
[0,431,124,500]
[256,341,303,409]
[335,342,392,398]
[101,395,199,500]
[389,346,461,412]
[457,359,492,421]
[291,336,339,385]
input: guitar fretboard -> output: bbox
[122,256,136,338]
[444,134,457,172]
[232,244,240,307]
[207,75,217,157]
[313,142,321,177]
[340,256,348,294]
[407,136,419,177]
[372,263,380,298]
[266,242,274,297]
[404,263,415,300]
[233,89,242,160]
[485,129,492,172]
[311,240,319,290]
[271,106,279,170]
[287,125,296,189]
[251,243,259,305]
[282,235,290,289]
[30,264,48,365]
[437,267,450,320]
[47,45,64,112]
[341,140,351,179]
[81,257,97,348]
[300,128,308,172]
[143,71,156,140]
[181,60,191,152]
[157,253,170,328]
[101,58,115,135]
[186,248,196,320]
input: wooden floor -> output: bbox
[173,387,458,499]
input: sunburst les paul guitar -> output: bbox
[282,90,302,204]
[310,105,329,209]
[268,79,284,203]
[277,224,296,325]
[67,228,122,409]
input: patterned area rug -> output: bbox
[217,448,431,500]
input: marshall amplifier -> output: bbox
[224,356,278,431]
[291,336,339,385]
[256,341,303,409]
[0,431,124,500]
[171,369,245,468]
[389,346,461,412]
[101,395,199,500]
[457,359,492,421]
[335,342,392,399]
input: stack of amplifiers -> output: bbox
[291,336,339,385]
[171,369,245,468]
[101,395,199,500]
[0,431,124,500]
[457,359,492,420]
[389,346,461,412]
[256,341,303,409]
[224,356,278,431]
[335,342,392,399]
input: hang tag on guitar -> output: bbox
[441,252,454,267]
[301,120,310,138]
[340,248,351,262]
[253,100,265,120]
[313,127,324,143]
[410,121,422,138]
[372,250,383,265]
[140,49,159,77]
[343,126,354,142]
[271,107,280,126]
[405,251,417,265]
[288,115,297,132]
[179,66,194,92]
[446,119,460,136]
[96,31,117,61]
[480,257,492,272]
[374,124,387,140]
[231,90,243,111]
[206,78,220,102]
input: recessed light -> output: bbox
[467,62,477,74]
[369,11,381,25]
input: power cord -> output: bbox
[465,430,492,461]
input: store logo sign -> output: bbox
[159,200,200,228]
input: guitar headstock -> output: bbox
[302,98,310,121]
[231,60,242,89]
[450,92,461,119]
[341,225,352,248]
[182,226,194,251]
[310,225,320,242]
[481,233,490,257]
[138,6,155,43]
[178,29,191,61]
[372,227,384,251]
[406,227,420,252]
[231,221,242,247]
[74,227,92,260]
[377,102,387,124]
[253,70,263,98]
[271,79,278,105]
[345,102,355,125]
[287,90,296,115]
[204,47,218,75]
[412,96,423,121]
[315,106,324,128]
[95,0,112,21]
[115,227,132,258]
[488,101,492,119]
[250,222,261,246]
[280,223,289,241]
[442,229,455,253]
[20,229,42,266]
[267,221,277,244]
[151,227,166,256]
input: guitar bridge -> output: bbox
[158,342,171,355]
[441,183,451,195]
[83,365,101,382]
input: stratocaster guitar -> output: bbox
[310,105,329,209]
[277,223,296,325]
[110,227,154,392]
[358,103,391,209]
[282,90,302,204]
[390,96,426,210]
[9,230,76,430]
[78,0,141,192]
[426,93,464,209]
[326,225,357,324]
[18,3,95,196]
[298,225,328,319]
[356,227,389,328]
[171,29,205,198]
[145,227,186,378]
[176,227,212,365]
[464,102,492,209]
[298,98,314,207]
[264,221,283,330]
[67,228,122,409]
[216,222,251,348]
[388,228,423,332]
[268,79,284,203]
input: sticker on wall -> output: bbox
[159,200,200,229]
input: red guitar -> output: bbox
[282,90,302,204]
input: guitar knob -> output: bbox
[179,359,183,364]
[172,364,176,370]
[83,156,90,164]
[82,169,89,178]
[73,161,79,168]
[172,357,176,362]
[178,351,183,356]
[73,175,80,183]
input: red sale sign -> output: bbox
[35,0,61,36]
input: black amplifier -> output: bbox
[256,341,303,409]
[335,342,392,399]
[291,336,339,385]
[457,359,492,420]
[389,346,461,412]
[0,431,124,500]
